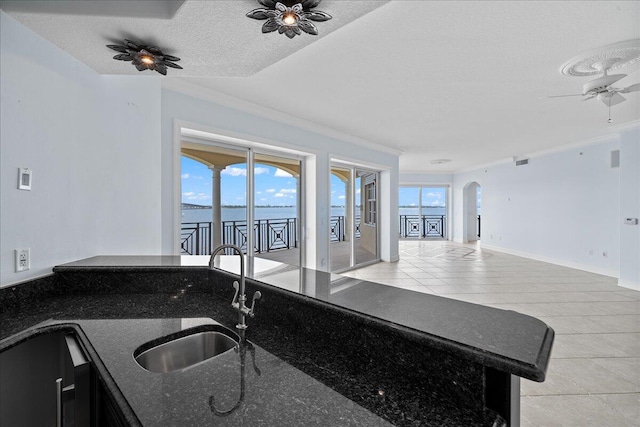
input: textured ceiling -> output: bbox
[3,1,639,172]
[2,0,387,77]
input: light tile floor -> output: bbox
[342,240,640,426]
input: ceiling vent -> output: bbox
[515,159,529,166]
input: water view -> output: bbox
[182,206,447,223]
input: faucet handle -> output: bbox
[248,291,261,317]
[231,281,240,308]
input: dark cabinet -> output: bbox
[0,330,91,427]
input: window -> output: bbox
[365,180,376,225]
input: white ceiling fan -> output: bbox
[550,41,640,122]
[549,59,639,107]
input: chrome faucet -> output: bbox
[209,244,261,331]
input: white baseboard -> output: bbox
[618,279,640,292]
[479,243,619,278]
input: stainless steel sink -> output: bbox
[133,325,238,373]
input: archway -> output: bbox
[462,181,481,243]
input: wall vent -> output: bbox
[515,159,529,166]
[611,150,620,168]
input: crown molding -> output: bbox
[453,128,634,174]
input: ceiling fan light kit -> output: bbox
[246,0,332,39]
[551,40,640,122]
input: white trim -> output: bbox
[329,153,392,171]
[173,118,182,255]
[163,81,403,156]
[389,254,400,262]
[618,279,640,292]
[480,243,619,278]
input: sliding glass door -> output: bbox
[399,186,447,239]
[181,140,302,266]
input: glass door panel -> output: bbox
[330,167,351,272]
[421,187,446,238]
[399,187,421,238]
[181,142,247,255]
[253,153,301,266]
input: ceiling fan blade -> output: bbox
[598,92,626,107]
[582,94,596,101]
[621,83,640,93]
[547,94,584,98]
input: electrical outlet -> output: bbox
[15,249,30,272]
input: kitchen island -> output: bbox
[0,255,554,426]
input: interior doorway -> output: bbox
[463,181,481,243]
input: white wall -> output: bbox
[1,12,163,287]
[160,88,400,270]
[619,126,640,290]
[453,137,622,277]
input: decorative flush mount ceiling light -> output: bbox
[246,0,332,39]
[106,39,182,75]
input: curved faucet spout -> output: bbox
[209,244,245,298]
[209,244,260,331]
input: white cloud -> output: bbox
[260,198,267,202]
[409,203,416,206]
[256,191,262,195]
[279,188,296,194]
[183,192,195,197]
[222,167,246,176]
[425,192,442,198]
[356,189,361,194]
[274,193,285,197]
[338,195,345,199]
[255,167,269,175]
[266,189,276,193]
[181,173,190,179]
[274,169,293,178]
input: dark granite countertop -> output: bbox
[1,288,504,426]
[54,255,554,382]
[3,317,390,426]
[1,255,556,426]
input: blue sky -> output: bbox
[182,156,476,207]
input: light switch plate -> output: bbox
[18,168,32,190]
